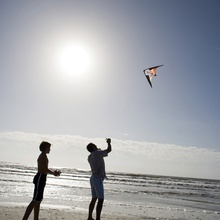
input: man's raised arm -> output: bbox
[106,138,112,153]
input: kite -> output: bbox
[143,65,163,88]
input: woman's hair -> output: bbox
[86,143,96,152]
[39,141,51,152]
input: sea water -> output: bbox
[0,161,219,218]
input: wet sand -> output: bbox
[0,203,219,220]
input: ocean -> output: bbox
[0,161,219,219]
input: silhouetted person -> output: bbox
[22,141,61,220]
[87,138,112,220]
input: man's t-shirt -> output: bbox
[88,150,108,180]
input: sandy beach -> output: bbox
[0,204,154,220]
[0,203,219,220]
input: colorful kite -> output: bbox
[143,65,163,88]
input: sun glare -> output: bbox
[59,44,91,77]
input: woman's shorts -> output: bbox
[32,173,47,202]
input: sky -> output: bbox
[0,0,220,179]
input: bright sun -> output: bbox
[59,44,91,77]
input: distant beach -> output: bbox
[0,162,220,219]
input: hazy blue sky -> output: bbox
[0,0,219,179]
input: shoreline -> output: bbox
[0,203,154,220]
[0,202,219,220]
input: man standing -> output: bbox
[22,141,61,220]
[86,138,112,220]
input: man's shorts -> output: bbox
[32,173,47,202]
[90,175,104,199]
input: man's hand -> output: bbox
[106,138,111,144]
[106,138,112,153]
[54,169,61,176]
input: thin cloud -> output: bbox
[0,132,219,179]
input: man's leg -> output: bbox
[22,200,38,220]
[34,202,41,220]
[96,198,104,220]
[88,197,97,220]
